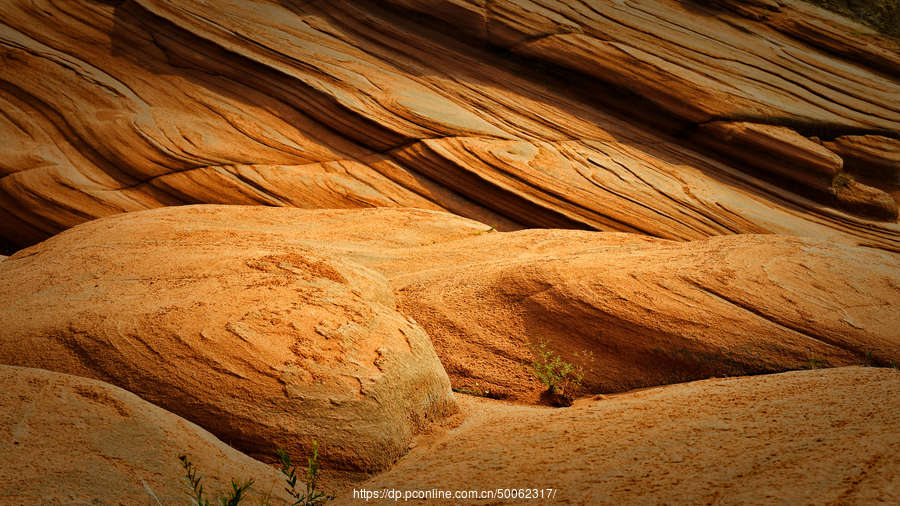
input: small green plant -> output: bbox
[179,455,254,506]
[177,443,331,505]
[279,441,332,505]
[525,340,593,396]
[222,480,256,506]
[180,455,208,505]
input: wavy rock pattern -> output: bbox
[6,206,894,403]
[1,0,898,252]
[696,122,899,219]
[2,2,898,500]
[387,0,900,214]
[0,366,293,505]
[483,0,900,129]
[698,121,844,184]
[826,135,900,201]
[0,207,457,472]
[395,230,900,397]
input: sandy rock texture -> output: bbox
[1,0,899,253]
[2,0,898,501]
[700,122,844,181]
[392,229,900,399]
[0,207,457,473]
[346,367,900,505]
[5,205,895,405]
[711,0,900,75]
[0,365,293,505]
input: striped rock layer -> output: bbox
[1,0,899,253]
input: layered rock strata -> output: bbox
[1,0,898,253]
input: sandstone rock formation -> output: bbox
[1,0,898,253]
[0,365,292,505]
[827,136,900,174]
[700,122,845,184]
[0,207,457,472]
[348,367,900,505]
[826,135,900,202]
[380,0,900,215]
[386,0,900,122]
[392,229,900,398]
[693,122,899,220]
[5,205,895,405]
[1,0,899,501]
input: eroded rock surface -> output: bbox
[347,367,900,505]
[696,122,898,220]
[826,135,900,204]
[380,0,900,222]
[6,206,894,405]
[698,121,844,183]
[386,0,900,126]
[0,206,457,472]
[827,136,900,178]
[1,0,899,253]
[0,365,292,505]
[393,230,900,398]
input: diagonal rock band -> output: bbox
[0,0,898,253]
